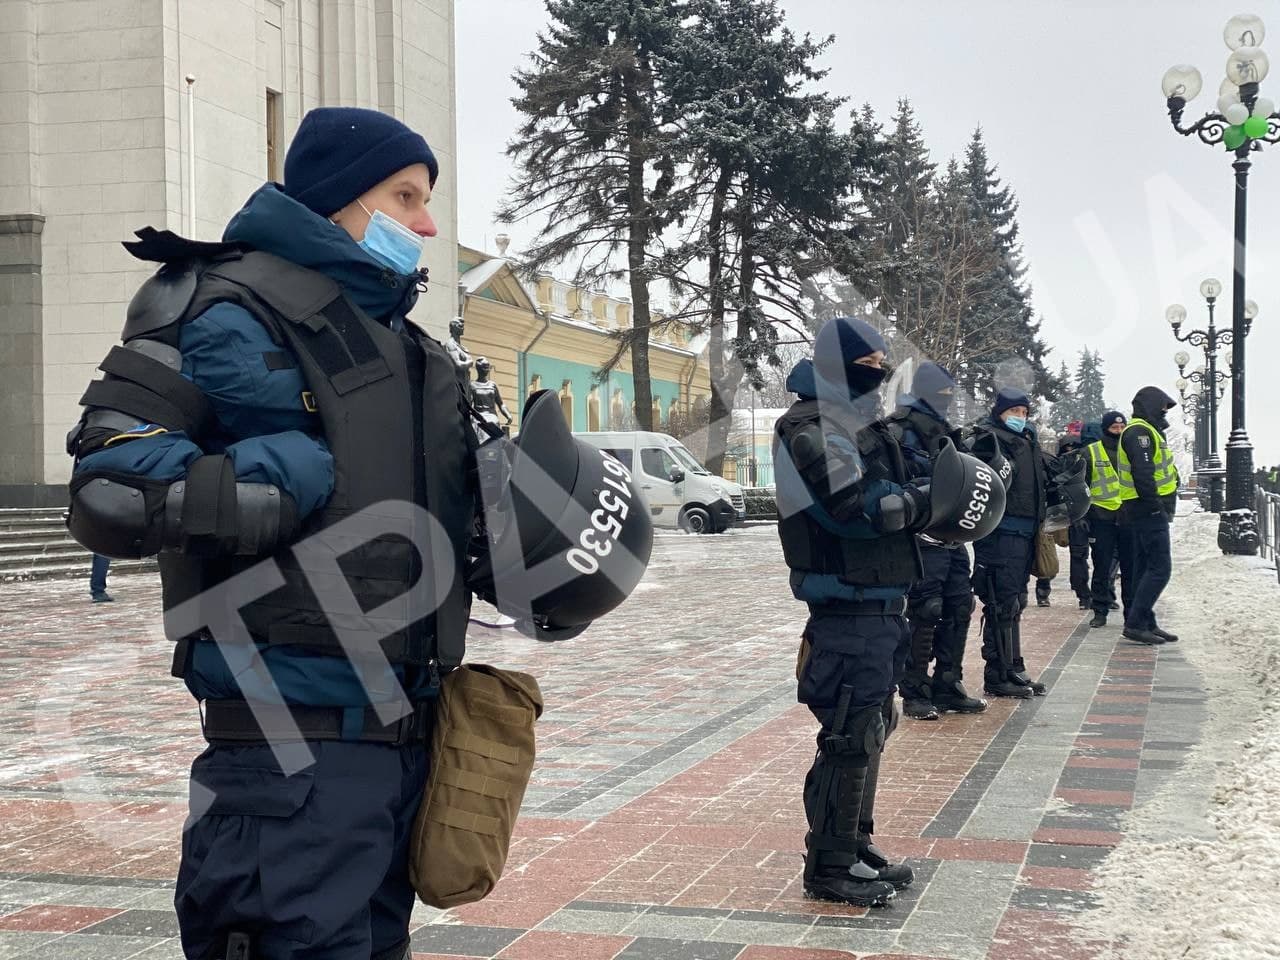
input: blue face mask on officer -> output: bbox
[1004,415,1027,433]
[354,201,425,276]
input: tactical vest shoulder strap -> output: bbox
[199,254,393,397]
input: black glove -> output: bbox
[876,483,930,533]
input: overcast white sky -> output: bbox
[455,0,1280,466]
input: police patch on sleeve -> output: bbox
[1138,435,1150,449]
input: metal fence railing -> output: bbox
[1257,488,1280,582]
[735,458,774,489]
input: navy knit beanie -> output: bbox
[991,387,1031,418]
[1101,410,1126,430]
[284,107,438,217]
[912,361,956,414]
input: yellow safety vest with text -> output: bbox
[1087,440,1122,512]
[1117,419,1178,501]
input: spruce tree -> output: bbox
[1074,349,1106,424]
[500,0,687,429]
[659,0,867,475]
[1052,360,1079,427]
[863,99,937,328]
[958,128,1057,404]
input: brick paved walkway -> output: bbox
[0,528,1206,959]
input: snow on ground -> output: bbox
[1081,508,1280,960]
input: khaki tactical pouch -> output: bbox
[409,664,543,908]
[1033,528,1060,580]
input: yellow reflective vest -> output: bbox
[1118,419,1178,501]
[1087,440,1122,512]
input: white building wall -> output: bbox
[1,0,458,492]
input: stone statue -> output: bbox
[445,317,472,379]
[471,356,513,437]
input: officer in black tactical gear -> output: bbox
[971,388,1050,699]
[775,318,1004,908]
[64,107,651,960]
[886,363,988,721]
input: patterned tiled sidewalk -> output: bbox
[0,528,1206,959]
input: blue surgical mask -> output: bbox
[1004,415,1027,433]
[357,203,425,276]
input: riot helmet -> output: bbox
[920,438,1007,543]
[467,390,653,641]
[1042,455,1090,532]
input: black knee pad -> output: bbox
[908,594,944,624]
[848,703,886,756]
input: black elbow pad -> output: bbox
[67,472,171,559]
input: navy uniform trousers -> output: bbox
[1125,511,1173,631]
[176,739,428,960]
[901,544,973,700]
[1088,513,1132,617]
[797,609,909,862]
[972,528,1035,682]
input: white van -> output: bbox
[575,431,746,533]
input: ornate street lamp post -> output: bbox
[1164,281,1258,513]
[1163,13,1279,553]
[1172,373,1223,512]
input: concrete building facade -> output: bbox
[0,0,458,505]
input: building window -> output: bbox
[610,388,625,427]
[266,90,283,181]
[652,396,663,428]
[529,374,542,396]
[587,385,601,431]
[559,379,574,429]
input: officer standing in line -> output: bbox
[971,388,1048,699]
[1083,413,1130,628]
[775,318,1003,907]
[1058,432,1092,610]
[886,363,988,721]
[1119,387,1180,645]
[63,107,651,959]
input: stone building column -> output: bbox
[0,215,48,505]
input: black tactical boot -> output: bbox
[856,835,913,889]
[1151,627,1179,643]
[1123,626,1167,645]
[984,676,1033,698]
[1078,596,1091,610]
[803,863,897,907]
[932,673,987,713]
[1010,670,1047,696]
[1090,611,1107,628]
[1036,595,1051,608]
[903,698,939,720]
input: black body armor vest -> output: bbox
[126,243,476,670]
[980,420,1046,523]
[775,400,922,590]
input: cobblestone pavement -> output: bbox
[0,527,1204,959]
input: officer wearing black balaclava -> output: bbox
[1118,386,1180,644]
[886,363,988,721]
[775,318,1005,908]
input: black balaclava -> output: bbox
[1132,386,1177,432]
